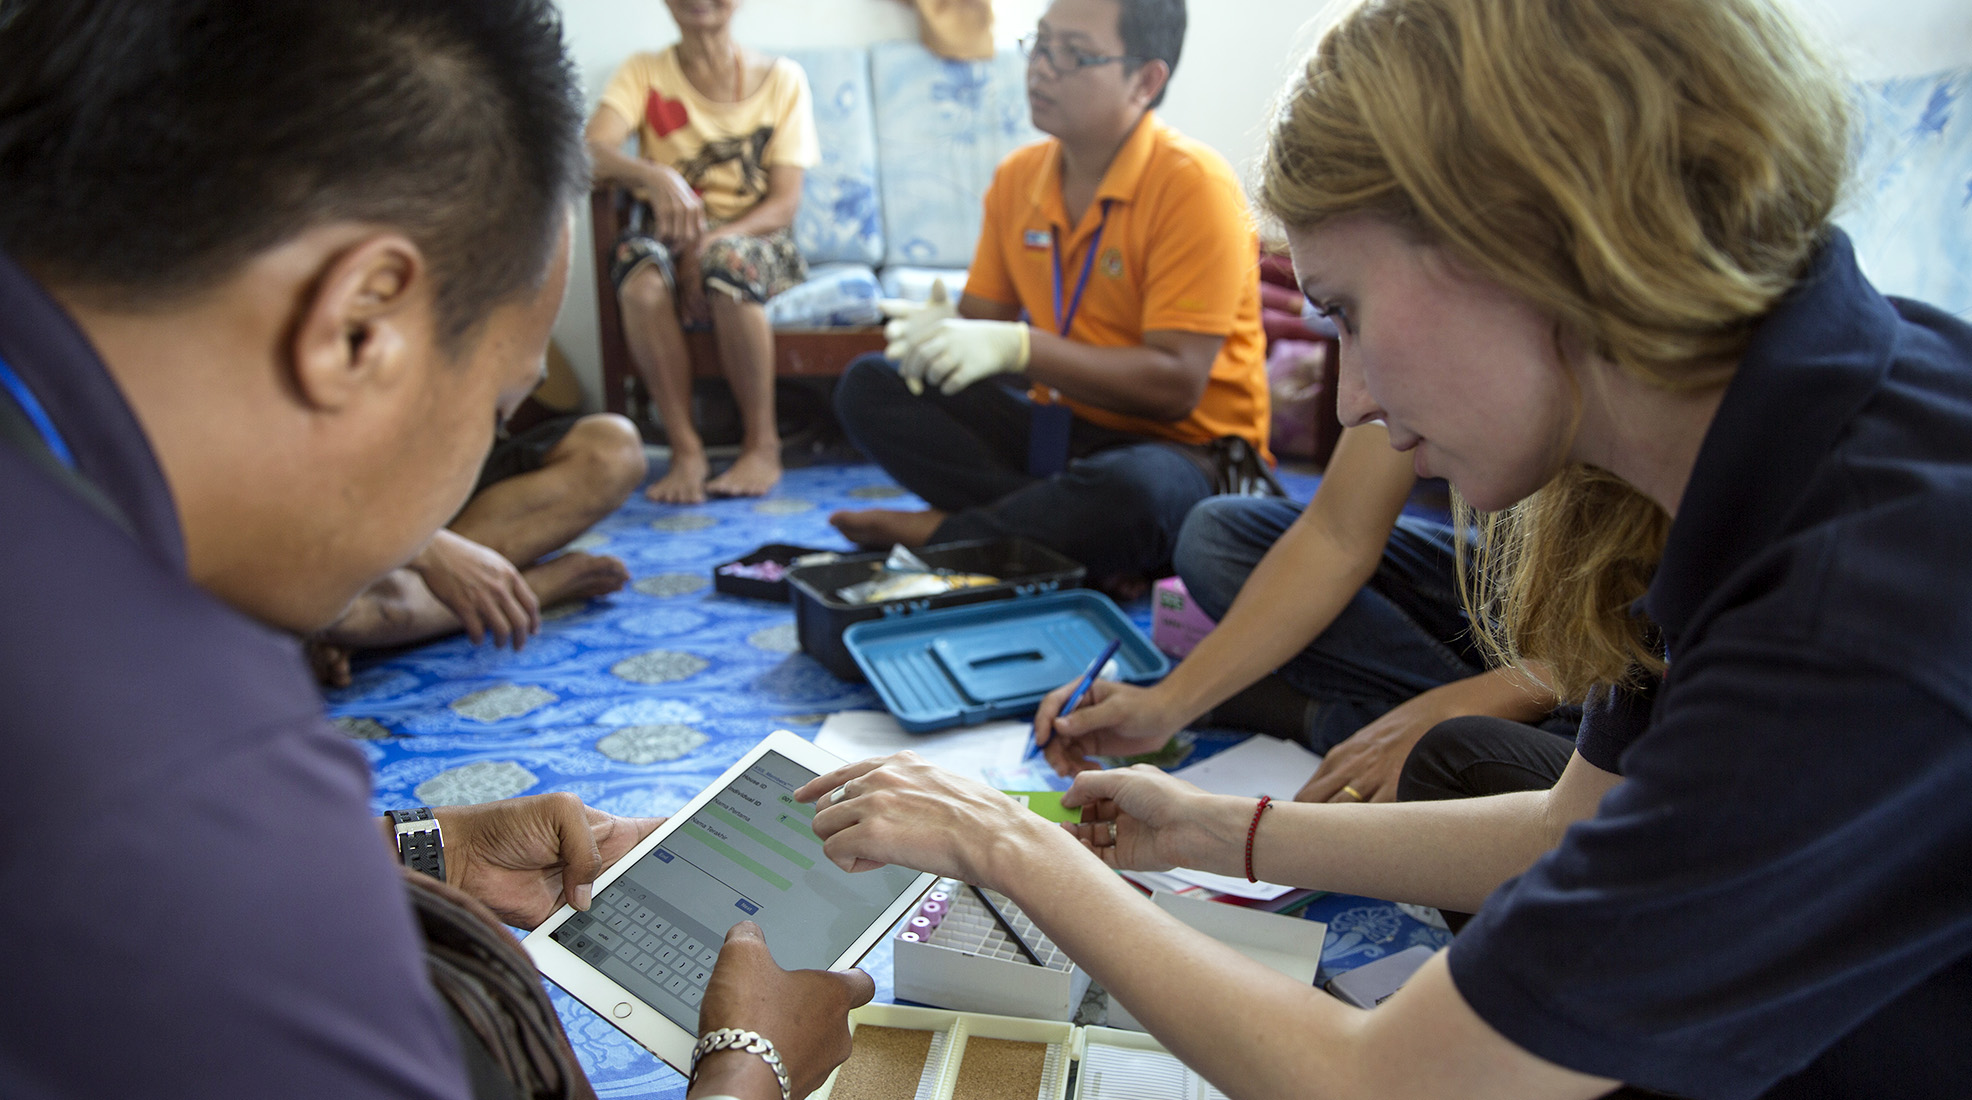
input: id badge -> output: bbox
[1027,401,1073,478]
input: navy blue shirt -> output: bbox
[1449,233,1972,1099]
[0,252,473,1098]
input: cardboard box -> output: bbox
[1151,575,1218,659]
[1105,891,1327,1032]
[812,1004,1220,1100]
[892,879,1091,1021]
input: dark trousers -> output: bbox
[1398,715,1575,931]
[832,354,1214,578]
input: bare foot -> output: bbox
[705,446,782,498]
[525,551,631,606]
[646,451,709,505]
[828,507,948,549]
[306,639,353,689]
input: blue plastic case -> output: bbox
[842,590,1170,732]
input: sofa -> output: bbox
[590,40,1041,421]
[1840,67,1972,319]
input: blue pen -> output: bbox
[1029,637,1123,761]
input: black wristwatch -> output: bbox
[387,807,447,881]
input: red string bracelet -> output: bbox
[1244,794,1273,883]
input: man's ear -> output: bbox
[1128,59,1171,112]
[289,233,428,412]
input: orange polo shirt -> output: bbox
[966,112,1270,458]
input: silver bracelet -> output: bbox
[690,1027,790,1100]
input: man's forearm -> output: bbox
[1024,330,1209,420]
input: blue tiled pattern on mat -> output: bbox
[325,461,1442,1097]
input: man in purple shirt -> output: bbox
[0,3,865,1099]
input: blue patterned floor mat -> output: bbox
[326,459,1449,1097]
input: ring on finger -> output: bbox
[1340,784,1365,802]
[1107,820,1119,846]
[829,783,853,806]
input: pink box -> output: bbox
[1151,576,1218,659]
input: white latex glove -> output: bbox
[878,279,956,395]
[913,318,1032,395]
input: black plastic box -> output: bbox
[787,538,1086,680]
[712,543,832,602]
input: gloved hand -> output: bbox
[911,317,1032,395]
[878,279,957,395]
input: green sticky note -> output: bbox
[1003,790,1080,824]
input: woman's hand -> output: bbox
[431,793,663,929]
[1294,696,1445,803]
[1033,679,1186,777]
[1058,765,1226,874]
[794,752,1057,891]
[634,163,706,249]
[1296,671,1554,803]
[689,921,875,1100]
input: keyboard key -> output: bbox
[632,954,657,974]
[613,941,639,963]
[682,986,704,1007]
[657,946,678,965]
[681,938,703,957]
[639,934,663,954]
[605,913,632,933]
[697,947,718,967]
[688,966,711,986]
[663,927,687,946]
[664,975,688,996]
[588,927,621,950]
[633,907,657,925]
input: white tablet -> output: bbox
[524,730,934,1073]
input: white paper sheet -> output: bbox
[1170,734,1323,800]
[813,710,1032,787]
[1153,735,1326,900]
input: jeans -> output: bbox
[833,354,1214,578]
[1175,495,1489,752]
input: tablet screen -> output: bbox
[547,749,922,1030]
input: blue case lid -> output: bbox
[843,590,1169,732]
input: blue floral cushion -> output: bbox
[878,265,968,302]
[764,263,884,328]
[785,48,884,267]
[1839,68,1972,318]
[870,41,1040,270]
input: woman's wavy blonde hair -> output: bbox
[1258,0,1848,699]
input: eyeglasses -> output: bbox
[1017,31,1140,74]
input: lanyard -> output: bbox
[1051,199,1115,339]
[0,350,75,470]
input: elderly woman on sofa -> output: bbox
[587,0,818,503]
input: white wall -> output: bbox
[552,0,1971,407]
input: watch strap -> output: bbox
[387,807,446,881]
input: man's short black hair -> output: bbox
[0,0,586,349]
[1116,0,1185,109]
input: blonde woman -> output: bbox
[792,0,1972,1096]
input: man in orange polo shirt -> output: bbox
[830,0,1267,593]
